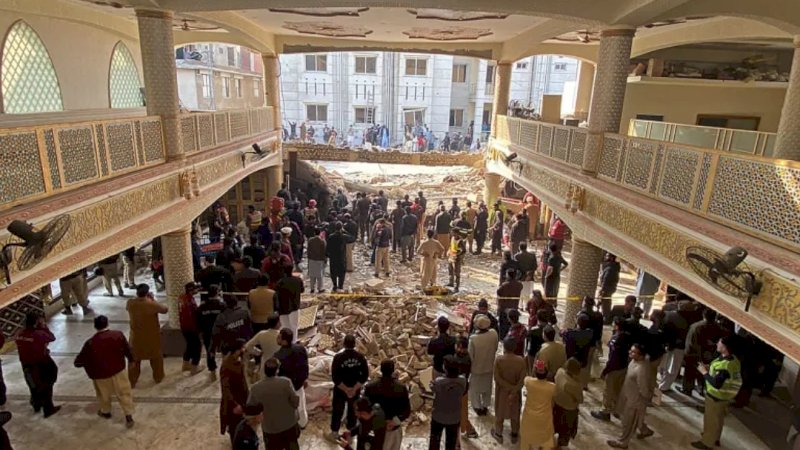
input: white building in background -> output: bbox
[279,52,582,146]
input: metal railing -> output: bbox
[0,106,274,210]
[628,119,776,157]
[495,115,800,251]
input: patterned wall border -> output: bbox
[286,143,482,166]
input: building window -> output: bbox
[354,107,375,124]
[449,109,464,127]
[554,63,567,71]
[109,42,144,109]
[306,104,328,122]
[403,108,425,126]
[305,54,327,72]
[516,61,528,69]
[222,77,231,98]
[0,21,63,114]
[485,65,495,83]
[201,74,212,98]
[235,78,242,97]
[405,58,427,76]
[452,64,467,83]
[355,56,377,74]
[253,79,260,98]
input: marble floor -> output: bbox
[0,242,779,450]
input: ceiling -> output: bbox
[59,1,799,61]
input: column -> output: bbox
[161,225,194,328]
[490,62,512,136]
[774,36,800,161]
[574,61,596,121]
[582,28,635,175]
[484,172,503,206]
[265,165,283,201]
[563,238,603,329]
[262,55,282,131]
[135,9,184,161]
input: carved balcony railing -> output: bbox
[629,119,776,157]
[179,107,274,154]
[495,115,800,252]
[0,107,275,211]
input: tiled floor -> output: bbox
[1,241,776,449]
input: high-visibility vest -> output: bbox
[705,356,742,401]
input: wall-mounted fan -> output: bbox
[686,245,762,311]
[0,215,71,285]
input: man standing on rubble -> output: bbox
[418,229,445,289]
[447,229,467,292]
[497,269,523,340]
[473,202,489,255]
[329,335,370,443]
[364,360,411,450]
[434,205,452,256]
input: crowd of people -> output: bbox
[3,182,784,450]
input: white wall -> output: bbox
[176,69,199,110]
[0,14,142,111]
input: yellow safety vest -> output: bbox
[705,356,742,401]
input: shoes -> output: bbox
[510,433,519,444]
[446,282,454,287]
[400,259,407,263]
[103,292,114,297]
[97,411,112,419]
[310,289,315,294]
[463,431,479,439]
[61,308,73,315]
[690,441,712,450]
[373,273,380,278]
[490,430,503,444]
[636,429,654,439]
[716,441,721,447]
[591,410,611,421]
[125,415,135,428]
[124,283,132,289]
[209,370,217,381]
[607,440,628,449]
[117,291,125,297]
[318,289,326,293]
[44,406,62,418]
[81,306,94,315]
[181,361,192,372]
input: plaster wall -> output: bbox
[620,82,787,133]
[0,14,142,111]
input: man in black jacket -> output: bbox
[338,397,387,450]
[197,255,233,301]
[274,328,309,429]
[213,296,253,355]
[473,203,488,255]
[658,302,691,392]
[390,201,404,253]
[364,360,411,450]
[400,207,419,263]
[327,222,349,291]
[342,214,359,272]
[591,317,631,421]
[427,317,456,378]
[434,205,452,256]
[198,285,225,373]
[275,271,304,342]
[329,335,370,443]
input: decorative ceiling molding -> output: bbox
[283,21,373,38]
[407,9,508,21]
[403,26,492,41]
[269,7,369,17]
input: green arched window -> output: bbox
[1,21,63,114]
[109,42,144,109]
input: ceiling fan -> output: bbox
[176,19,221,32]
[551,30,596,44]
[685,245,762,312]
[0,215,71,285]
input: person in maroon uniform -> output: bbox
[15,312,60,417]
[74,315,135,428]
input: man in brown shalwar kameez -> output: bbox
[126,284,168,387]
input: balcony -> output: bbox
[0,107,274,211]
[629,119,776,157]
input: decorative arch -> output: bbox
[108,41,144,109]
[0,20,63,114]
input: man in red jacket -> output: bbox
[16,312,60,417]
[74,315,135,428]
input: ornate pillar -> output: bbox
[582,28,635,175]
[262,55,282,131]
[135,9,184,161]
[161,225,194,328]
[563,238,603,329]
[266,165,283,201]
[774,36,800,161]
[484,172,503,206]
[574,61,595,121]
[491,62,512,136]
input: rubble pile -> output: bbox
[300,295,469,426]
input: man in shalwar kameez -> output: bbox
[519,360,556,450]
[607,343,655,448]
[417,229,445,289]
